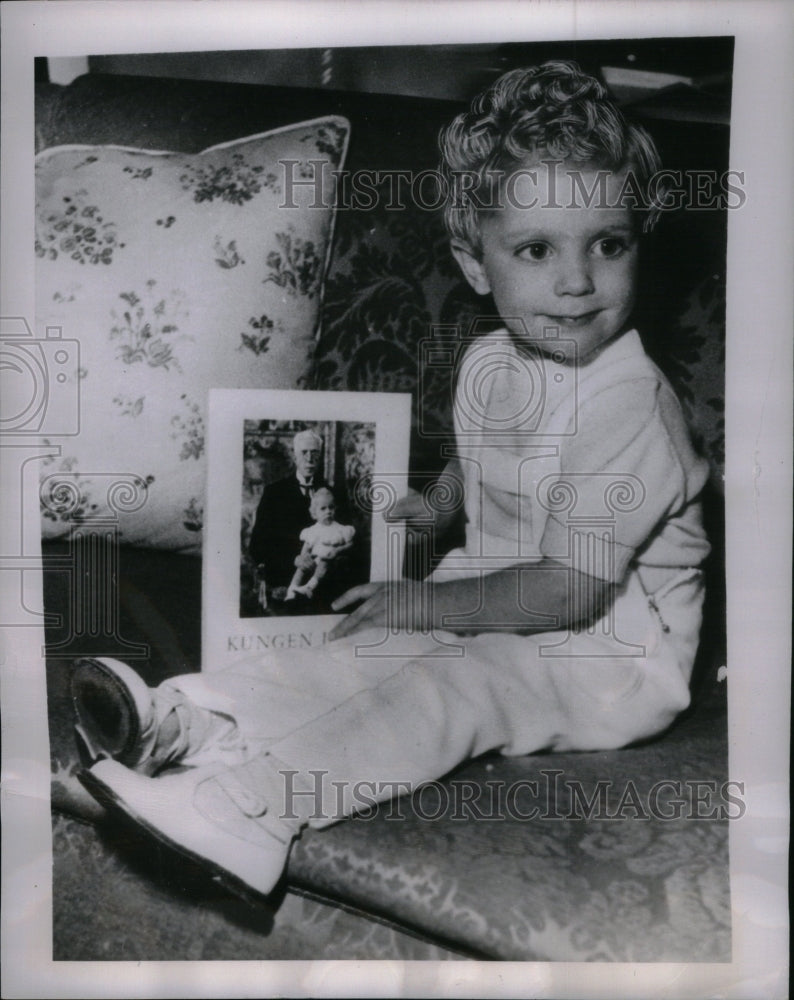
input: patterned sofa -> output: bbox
[38,68,730,962]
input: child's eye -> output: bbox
[593,237,627,258]
[517,242,550,261]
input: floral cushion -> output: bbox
[35,118,349,551]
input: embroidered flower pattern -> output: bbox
[179,152,277,205]
[213,236,245,269]
[52,284,81,304]
[238,314,281,355]
[301,121,348,160]
[36,189,124,265]
[113,395,145,418]
[294,161,319,180]
[109,280,188,372]
[39,455,98,523]
[171,393,204,461]
[122,165,153,181]
[263,229,321,298]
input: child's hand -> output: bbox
[329,580,431,639]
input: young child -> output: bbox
[73,61,710,901]
[286,488,355,599]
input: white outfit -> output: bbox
[166,329,710,826]
[300,520,355,560]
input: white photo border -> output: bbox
[203,389,411,672]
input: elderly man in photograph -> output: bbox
[249,429,332,602]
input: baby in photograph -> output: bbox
[73,60,710,901]
[286,487,355,600]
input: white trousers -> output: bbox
[164,568,703,827]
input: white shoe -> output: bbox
[81,758,301,900]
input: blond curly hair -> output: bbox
[438,61,664,252]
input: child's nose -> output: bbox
[554,256,595,297]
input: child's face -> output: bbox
[452,164,639,360]
[314,499,335,524]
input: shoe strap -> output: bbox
[215,770,269,818]
[212,758,304,840]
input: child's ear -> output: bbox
[450,239,491,296]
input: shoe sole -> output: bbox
[77,766,278,908]
[71,658,144,765]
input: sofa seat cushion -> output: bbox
[51,813,461,961]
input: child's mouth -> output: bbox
[546,311,600,327]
